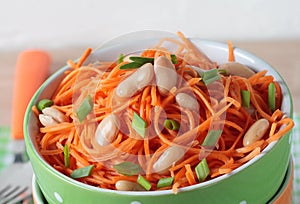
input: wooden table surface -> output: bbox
[1,41,299,126]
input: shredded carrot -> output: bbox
[185,164,197,185]
[67,59,76,68]
[227,40,235,62]
[269,122,277,137]
[31,105,40,117]
[177,31,216,69]
[237,147,261,163]
[75,48,92,68]
[34,31,294,193]
[141,49,157,58]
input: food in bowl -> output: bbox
[30,32,293,195]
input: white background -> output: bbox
[0,0,300,50]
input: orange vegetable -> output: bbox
[11,50,50,139]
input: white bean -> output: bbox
[95,114,120,146]
[115,180,145,191]
[39,107,68,127]
[115,63,154,98]
[243,118,269,146]
[39,114,58,127]
[175,93,199,112]
[154,56,177,95]
[219,62,255,78]
[42,107,68,123]
[153,146,185,173]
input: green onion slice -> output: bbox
[64,144,70,168]
[132,112,147,138]
[200,68,221,85]
[201,68,218,78]
[37,99,53,112]
[268,82,276,112]
[241,90,250,108]
[157,177,174,189]
[76,95,93,123]
[218,69,227,75]
[129,56,154,64]
[119,56,154,70]
[164,119,180,130]
[70,165,94,179]
[113,162,143,176]
[202,129,222,147]
[171,54,178,64]
[119,62,143,70]
[137,175,152,191]
[117,53,124,64]
[119,55,177,69]
[203,75,220,85]
[195,158,210,182]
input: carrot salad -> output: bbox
[33,32,294,193]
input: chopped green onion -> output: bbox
[119,56,154,69]
[202,129,222,147]
[195,158,210,182]
[137,175,152,190]
[202,75,220,85]
[200,68,221,85]
[119,62,144,70]
[218,69,227,75]
[113,162,143,176]
[157,177,174,189]
[70,165,94,179]
[117,53,124,64]
[119,55,176,69]
[241,90,250,108]
[164,119,180,130]
[132,112,147,138]
[268,82,276,112]
[76,95,93,123]
[201,68,218,79]
[37,99,53,112]
[64,144,70,168]
[171,54,178,64]
[129,56,154,64]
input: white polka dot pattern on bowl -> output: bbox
[131,201,142,204]
[54,192,63,203]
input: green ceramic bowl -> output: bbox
[31,159,294,204]
[24,31,293,204]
